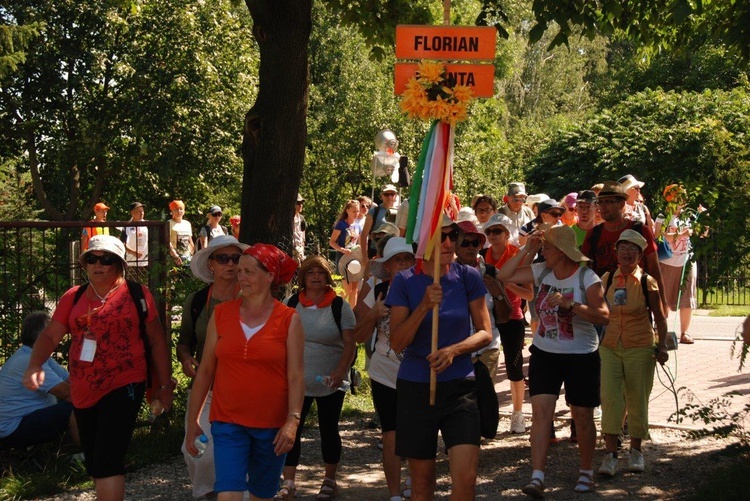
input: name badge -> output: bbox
[80,337,97,362]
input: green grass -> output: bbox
[706,305,750,317]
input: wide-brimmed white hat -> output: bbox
[370,237,415,281]
[190,235,250,283]
[619,174,645,192]
[80,235,126,268]
[338,246,365,283]
[544,225,590,263]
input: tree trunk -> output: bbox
[240,0,312,253]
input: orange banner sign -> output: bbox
[396,25,496,61]
[394,63,495,98]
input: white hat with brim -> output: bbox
[338,247,365,283]
[370,237,414,281]
[544,225,590,263]
[482,213,514,233]
[190,235,250,283]
[80,235,127,268]
[619,174,645,192]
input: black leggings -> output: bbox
[499,319,526,382]
[285,391,346,466]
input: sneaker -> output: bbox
[598,452,618,477]
[593,406,602,420]
[510,411,526,434]
[627,448,645,472]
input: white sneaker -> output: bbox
[510,411,526,433]
[598,452,618,477]
[593,406,602,420]
[627,448,645,472]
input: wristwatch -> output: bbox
[568,300,577,311]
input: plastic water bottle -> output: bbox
[315,375,350,392]
[193,434,208,458]
[148,400,164,423]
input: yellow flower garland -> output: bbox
[400,61,473,125]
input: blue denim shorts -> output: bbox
[212,421,285,498]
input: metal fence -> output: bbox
[0,221,169,365]
[697,251,750,307]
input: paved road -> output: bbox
[494,312,749,431]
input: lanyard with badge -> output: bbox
[79,300,105,362]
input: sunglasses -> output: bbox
[548,211,564,217]
[212,213,223,217]
[460,238,481,248]
[383,193,396,197]
[484,228,505,236]
[85,254,117,266]
[211,253,241,265]
[441,230,459,242]
[475,207,494,214]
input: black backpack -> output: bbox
[587,221,645,275]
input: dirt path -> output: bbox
[40,415,738,500]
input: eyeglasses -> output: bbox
[475,207,494,214]
[460,238,481,248]
[211,253,241,264]
[441,230,459,242]
[548,211,564,218]
[383,193,396,197]
[511,197,526,203]
[566,207,576,212]
[85,254,117,266]
[598,198,621,206]
[212,213,223,217]
[484,228,505,236]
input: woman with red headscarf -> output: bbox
[185,244,304,501]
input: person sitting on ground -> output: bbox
[198,206,227,250]
[598,230,669,478]
[0,311,79,449]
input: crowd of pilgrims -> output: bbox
[4,175,699,500]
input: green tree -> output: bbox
[485,0,750,65]
[526,87,750,279]
[0,0,256,222]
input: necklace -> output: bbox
[90,279,121,302]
